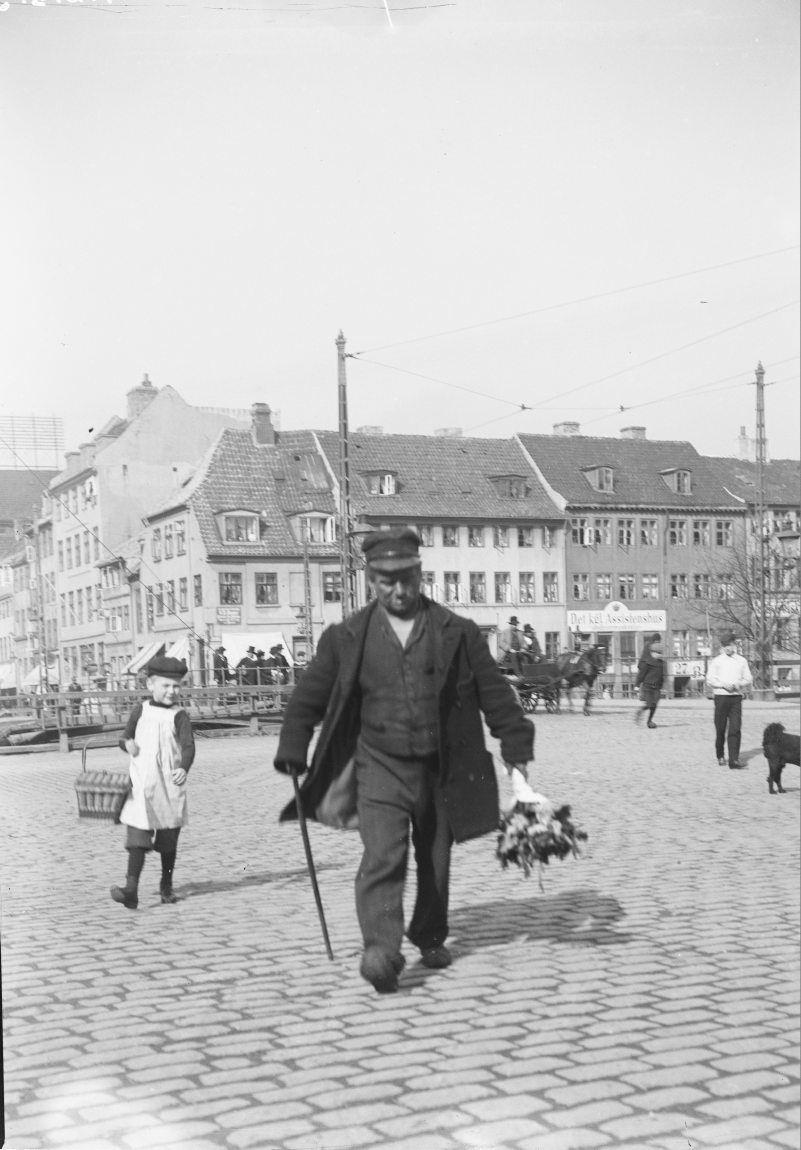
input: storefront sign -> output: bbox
[669,660,706,678]
[568,602,667,631]
[216,607,241,625]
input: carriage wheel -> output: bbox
[545,695,558,714]
[522,692,537,714]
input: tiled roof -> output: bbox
[190,428,339,559]
[517,433,743,510]
[709,457,801,508]
[0,469,55,523]
[314,432,563,521]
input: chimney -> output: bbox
[251,402,276,446]
[552,421,580,436]
[64,450,81,475]
[434,427,463,438]
[737,425,753,461]
[356,425,384,435]
[78,441,96,469]
[127,373,158,421]
[620,426,646,439]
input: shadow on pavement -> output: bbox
[178,861,345,899]
[450,887,634,950]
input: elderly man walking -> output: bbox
[275,527,534,994]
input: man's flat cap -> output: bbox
[720,630,737,644]
[146,655,188,681]
[362,527,422,572]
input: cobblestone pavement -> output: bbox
[1,697,799,1150]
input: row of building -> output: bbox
[1,376,799,698]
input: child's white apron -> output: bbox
[119,702,188,830]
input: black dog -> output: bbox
[763,722,800,794]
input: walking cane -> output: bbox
[290,765,334,961]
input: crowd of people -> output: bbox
[213,644,291,686]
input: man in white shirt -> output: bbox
[705,632,753,768]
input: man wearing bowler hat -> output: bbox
[275,527,534,993]
[497,614,524,675]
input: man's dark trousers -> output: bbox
[355,739,452,959]
[713,695,743,763]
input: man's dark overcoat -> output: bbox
[276,598,534,843]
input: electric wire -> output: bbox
[351,301,799,421]
[353,244,800,356]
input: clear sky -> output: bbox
[2,0,799,462]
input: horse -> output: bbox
[554,647,606,715]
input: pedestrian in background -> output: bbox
[705,632,753,769]
[497,615,523,674]
[236,646,257,685]
[274,527,533,994]
[212,645,230,685]
[268,644,290,684]
[521,623,542,664]
[634,633,665,728]
[111,656,195,910]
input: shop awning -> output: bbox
[125,641,165,675]
[166,635,190,661]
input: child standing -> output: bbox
[111,656,195,910]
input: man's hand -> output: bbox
[125,738,139,757]
[275,759,308,776]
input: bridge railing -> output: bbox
[0,684,294,732]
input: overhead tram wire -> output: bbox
[347,355,531,412]
[352,244,800,356]
[465,369,799,434]
[351,302,798,429]
[0,433,207,648]
[578,362,801,429]
[529,300,799,411]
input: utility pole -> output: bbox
[753,361,769,691]
[336,331,357,616]
[301,506,315,658]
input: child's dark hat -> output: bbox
[362,527,421,573]
[146,655,188,681]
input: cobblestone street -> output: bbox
[1,697,799,1150]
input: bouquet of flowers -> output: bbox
[496,769,588,885]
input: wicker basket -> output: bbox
[75,744,131,821]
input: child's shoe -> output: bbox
[110,885,138,910]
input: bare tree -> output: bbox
[688,544,800,688]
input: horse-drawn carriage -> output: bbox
[499,646,607,715]
[504,662,563,713]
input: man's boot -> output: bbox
[111,847,145,910]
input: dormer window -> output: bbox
[293,514,337,544]
[582,466,615,493]
[491,475,530,499]
[660,468,692,494]
[224,514,259,543]
[364,472,397,495]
